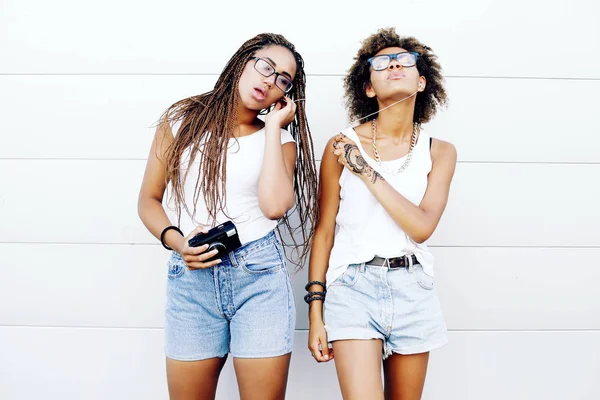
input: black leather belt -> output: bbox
[366,254,418,269]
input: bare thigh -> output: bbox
[233,353,292,400]
[383,352,429,400]
[166,356,228,400]
[332,339,384,400]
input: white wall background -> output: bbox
[1,0,599,399]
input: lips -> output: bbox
[253,87,267,101]
[388,73,405,80]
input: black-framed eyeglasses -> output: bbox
[367,51,420,71]
[250,57,294,93]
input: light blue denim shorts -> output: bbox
[165,230,296,361]
[324,260,448,358]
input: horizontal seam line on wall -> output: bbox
[0,73,599,81]
[1,243,600,249]
[1,325,599,332]
[1,158,600,165]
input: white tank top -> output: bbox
[326,126,435,287]
[169,119,295,245]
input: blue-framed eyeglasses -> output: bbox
[367,51,420,71]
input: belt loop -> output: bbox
[359,262,366,273]
[229,251,238,267]
[384,258,390,269]
[407,254,414,273]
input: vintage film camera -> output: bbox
[188,221,242,262]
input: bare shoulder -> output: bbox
[321,134,344,174]
[156,116,175,139]
[324,134,338,147]
[150,117,177,162]
[431,138,457,164]
[322,130,355,154]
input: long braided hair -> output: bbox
[160,33,318,269]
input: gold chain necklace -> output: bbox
[371,119,418,174]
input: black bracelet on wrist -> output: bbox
[160,225,183,251]
[305,281,326,292]
[304,292,326,304]
[304,294,326,303]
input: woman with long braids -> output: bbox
[307,28,456,399]
[138,33,318,400]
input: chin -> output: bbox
[239,94,265,111]
[384,88,415,100]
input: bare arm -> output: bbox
[257,98,297,219]
[137,119,221,269]
[137,119,183,249]
[307,136,343,363]
[257,126,296,219]
[333,134,457,243]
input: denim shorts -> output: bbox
[323,260,448,358]
[165,230,295,361]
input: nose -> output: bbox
[263,74,276,87]
[388,60,403,70]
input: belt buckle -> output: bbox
[388,256,407,270]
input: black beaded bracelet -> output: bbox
[304,295,326,304]
[304,292,326,303]
[305,281,326,292]
[160,225,183,250]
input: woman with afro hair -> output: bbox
[307,28,457,399]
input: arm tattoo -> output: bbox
[343,144,385,184]
[369,169,385,184]
[343,144,368,174]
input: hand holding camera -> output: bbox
[175,224,227,270]
[187,221,242,267]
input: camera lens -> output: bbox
[208,242,226,253]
